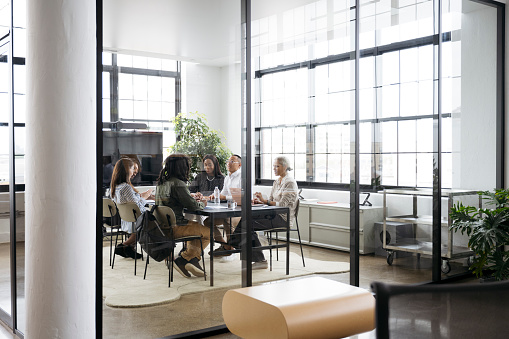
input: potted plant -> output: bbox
[449,189,509,281]
[169,112,232,178]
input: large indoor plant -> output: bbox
[449,189,509,280]
[169,112,231,179]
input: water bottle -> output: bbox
[214,186,220,205]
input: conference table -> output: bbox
[184,203,290,286]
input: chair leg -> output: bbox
[276,234,279,261]
[200,238,206,281]
[112,229,120,269]
[109,228,113,266]
[134,229,137,276]
[296,222,305,267]
[144,253,150,280]
[268,231,273,271]
[169,248,175,287]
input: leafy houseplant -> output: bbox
[169,112,232,180]
[449,189,509,281]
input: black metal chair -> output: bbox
[151,206,206,287]
[265,198,305,267]
[371,279,509,339]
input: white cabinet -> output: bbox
[297,201,384,254]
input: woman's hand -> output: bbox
[254,192,266,204]
[141,189,153,199]
[192,192,203,201]
[252,198,263,205]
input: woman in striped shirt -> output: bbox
[111,157,153,259]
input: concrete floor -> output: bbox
[0,240,472,339]
[102,242,469,338]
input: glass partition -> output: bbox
[251,0,353,287]
[0,0,13,327]
[102,0,244,337]
[100,0,504,337]
[358,0,435,285]
[439,0,499,275]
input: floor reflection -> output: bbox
[0,240,473,339]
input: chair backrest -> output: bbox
[116,202,142,223]
[371,280,509,339]
[153,206,177,228]
[103,198,117,218]
[295,198,300,219]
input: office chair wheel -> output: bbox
[386,251,394,266]
[441,259,451,274]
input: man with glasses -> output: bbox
[206,154,242,260]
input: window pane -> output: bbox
[133,75,148,101]
[381,121,397,153]
[162,77,175,102]
[417,153,433,187]
[360,154,372,185]
[133,100,148,120]
[147,76,162,101]
[400,82,418,117]
[328,125,342,153]
[118,74,133,100]
[261,154,272,179]
[378,85,399,118]
[398,120,416,153]
[416,118,433,152]
[272,128,283,154]
[398,153,416,186]
[359,122,372,154]
[315,125,327,153]
[14,94,25,124]
[261,129,272,153]
[294,153,306,181]
[327,154,341,183]
[282,128,295,153]
[118,99,133,120]
[314,154,326,182]
[295,127,306,153]
[102,72,110,99]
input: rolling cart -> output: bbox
[382,188,478,273]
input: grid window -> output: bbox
[103,53,179,152]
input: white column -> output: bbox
[25,1,96,338]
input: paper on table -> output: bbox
[204,205,229,209]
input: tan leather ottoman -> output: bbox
[222,276,375,339]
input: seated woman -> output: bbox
[248,156,299,269]
[111,157,154,259]
[155,154,211,278]
[189,154,225,197]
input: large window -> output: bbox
[253,0,497,190]
[102,53,180,155]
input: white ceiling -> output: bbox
[104,0,496,66]
[103,0,240,66]
[103,0,318,67]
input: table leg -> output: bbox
[286,209,290,275]
[210,214,214,286]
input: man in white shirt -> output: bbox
[206,154,242,257]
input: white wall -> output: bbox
[455,5,498,190]
[220,63,242,155]
[182,63,222,131]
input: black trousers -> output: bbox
[229,213,287,262]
